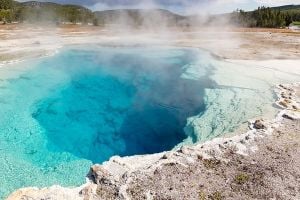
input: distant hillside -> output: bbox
[0,1,189,26]
[20,1,93,23]
[20,1,90,13]
[271,4,300,12]
[230,5,300,28]
[20,1,59,7]
[0,0,93,23]
[1,0,300,28]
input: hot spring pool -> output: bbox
[1,45,300,198]
[0,46,213,197]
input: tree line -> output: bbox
[1,0,300,28]
[0,0,94,24]
[231,6,300,28]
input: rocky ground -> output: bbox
[120,118,300,200]
[7,84,300,199]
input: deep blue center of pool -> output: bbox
[29,46,211,163]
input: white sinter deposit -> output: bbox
[182,57,300,144]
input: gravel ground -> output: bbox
[120,118,300,200]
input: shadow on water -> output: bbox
[32,47,215,163]
[117,77,208,156]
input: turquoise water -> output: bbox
[0,46,214,198]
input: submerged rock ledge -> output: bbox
[7,83,300,200]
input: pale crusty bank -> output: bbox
[2,25,300,200]
[7,83,300,199]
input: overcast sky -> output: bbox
[17,0,300,14]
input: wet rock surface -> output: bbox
[253,119,265,129]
